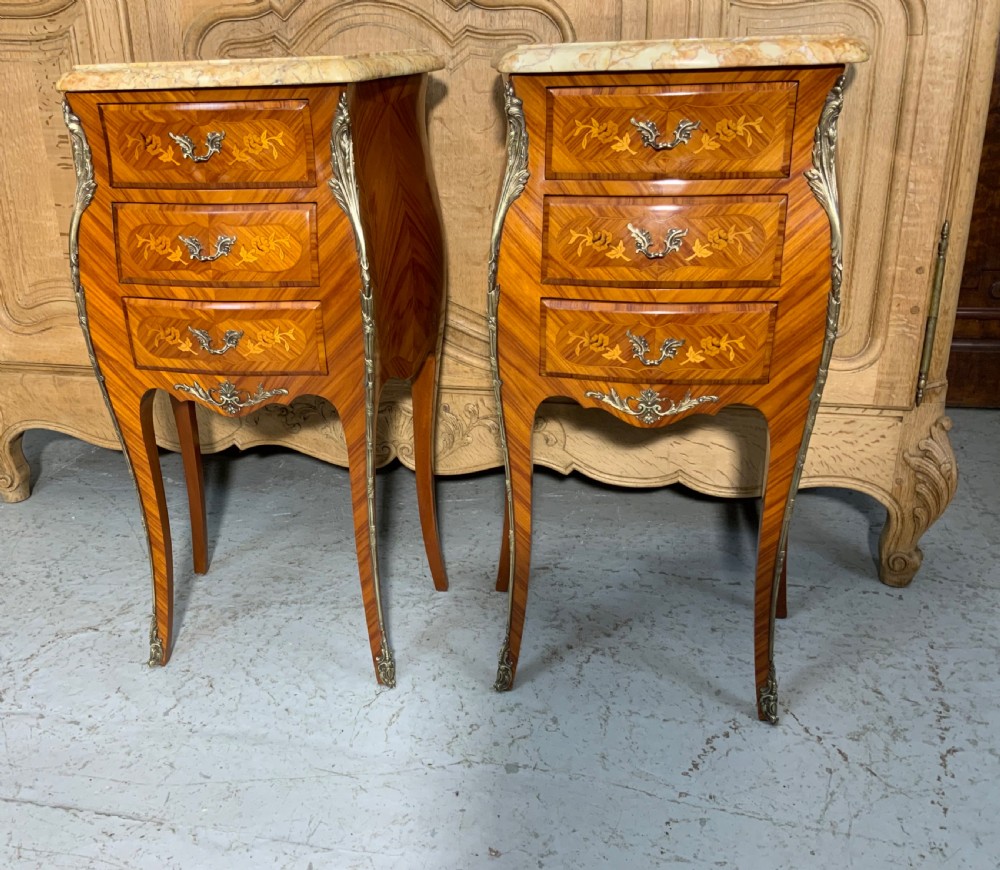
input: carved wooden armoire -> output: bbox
[2,1,998,590]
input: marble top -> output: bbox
[57,51,444,92]
[496,36,869,74]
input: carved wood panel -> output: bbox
[0,1,132,367]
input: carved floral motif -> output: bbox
[904,416,958,533]
[437,401,500,457]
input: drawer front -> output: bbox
[547,82,796,180]
[124,298,327,375]
[541,298,776,384]
[101,100,316,188]
[115,203,319,287]
[543,195,786,288]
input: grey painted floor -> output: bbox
[0,408,997,868]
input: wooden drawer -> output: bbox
[546,81,796,180]
[543,195,786,287]
[124,298,327,375]
[100,100,316,188]
[114,202,319,287]
[540,298,777,384]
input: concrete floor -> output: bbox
[0,407,997,868]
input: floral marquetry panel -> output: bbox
[547,80,796,180]
[124,298,327,375]
[543,195,786,286]
[114,203,319,286]
[540,299,776,384]
[101,99,316,188]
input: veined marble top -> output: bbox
[496,36,869,74]
[57,51,444,92]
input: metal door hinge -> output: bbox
[915,220,950,406]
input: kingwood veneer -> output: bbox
[488,37,868,722]
[58,53,447,683]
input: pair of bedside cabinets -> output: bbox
[59,36,868,722]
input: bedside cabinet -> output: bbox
[487,37,869,721]
[59,53,447,686]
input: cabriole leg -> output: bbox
[753,416,805,723]
[496,497,510,593]
[494,398,536,692]
[342,393,395,687]
[110,389,174,666]
[411,352,447,591]
[169,396,208,576]
[0,427,30,504]
[878,415,957,588]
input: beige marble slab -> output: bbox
[496,36,869,74]
[57,51,443,92]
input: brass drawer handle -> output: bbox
[629,117,700,152]
[178,234,236,262]
[168,131,225,163]
[584,386,718,425]
[626,330,685,367]
[627,224,687,259]
[172,379,288,415]
[187,326,244,356]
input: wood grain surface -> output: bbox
[539,298,777,384]
[68,74,446,680]
[124,298,327,375]
[494,65,843,721]
[114,201,320,286]
[547,79,797,179]
[101,98,316,188]
[542,194,786,286]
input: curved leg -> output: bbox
[342,391,395,687]
[493,397,536,691]
[170,396,208,575]
[753,415,804,723]
[411,352,447,591]
[495,495,510,592]
[878,415,957,588]
[0,427,30,504]
[776,543,788,620]
[109,388,174,666]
